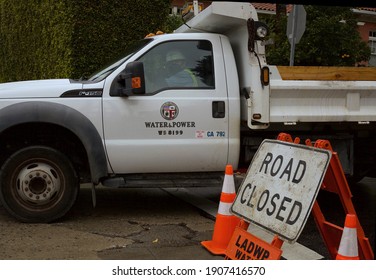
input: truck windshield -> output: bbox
[87,39,152,82]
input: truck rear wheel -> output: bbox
[0,146,79,223]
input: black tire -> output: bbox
[0,146,79,223]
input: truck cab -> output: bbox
[102,33,241,174]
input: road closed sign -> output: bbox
[231,139,331,242]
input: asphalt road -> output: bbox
[0,185,222,260]
[0,177,374,260]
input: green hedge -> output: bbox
[0,0,170,82]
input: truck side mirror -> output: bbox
[112,61,145,96]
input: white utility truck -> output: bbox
[0,2,375,222]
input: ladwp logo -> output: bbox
[160,102,179,120]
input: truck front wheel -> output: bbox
[0,146,79,223]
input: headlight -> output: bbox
[256,26,268,39]
[254,21,268,40]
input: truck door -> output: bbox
[102,38,229,174]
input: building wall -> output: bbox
[358,22,376,66]
[358,22,376,41]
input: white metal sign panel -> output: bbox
[286,5,306,44]
[231,140,331,243]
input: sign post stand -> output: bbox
[278,133,373,259]
[225,132,374,260]
[300,136,374,260]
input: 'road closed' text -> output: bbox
[239,183,302,225]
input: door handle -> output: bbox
[212,101,225,118]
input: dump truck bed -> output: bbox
[269,66,376,123]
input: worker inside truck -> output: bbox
[138,40,215,93]
[165,49,199,87]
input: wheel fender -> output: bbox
[0,101,108,184]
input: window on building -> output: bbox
[369,30,376,55]
[368,30,376,66]
[170,6,183,15]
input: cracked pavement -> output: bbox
[1,179,374,260]
[0,185,222,260]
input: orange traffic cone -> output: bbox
[201,165,240,255]
[336,214,359,260]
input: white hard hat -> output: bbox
[166,50,185,62]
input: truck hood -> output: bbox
[0,79,84,99]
